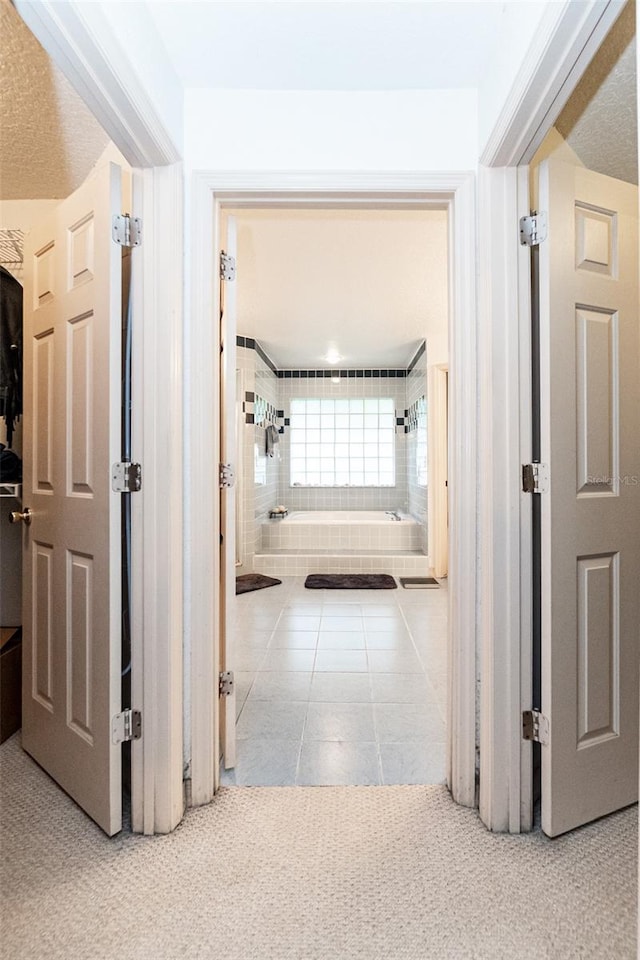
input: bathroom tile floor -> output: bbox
[221,576,448,787]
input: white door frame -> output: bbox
[477,0,629,832]
[188,172,478,808]
[14,0,185,834]
[430,363,449,579]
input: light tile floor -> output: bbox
[222,576,448,787]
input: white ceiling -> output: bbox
[230,207,448,369]
[3,0,636,203]
[0,0,109,200]
[147,1,506,90]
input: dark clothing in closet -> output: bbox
[0,266,23,447]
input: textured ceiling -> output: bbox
[556,1,637,185]
[0,0,109,199]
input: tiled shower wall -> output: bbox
[254,350,280,531]
[277,375,408,513]
[406,343,428,555]
[236,338,429,564]
[236,346,258,572]
[236,343,281,572]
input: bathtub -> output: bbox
[261,510,422,552]
[284,510,410,525]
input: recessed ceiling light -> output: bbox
[325,349,342,365]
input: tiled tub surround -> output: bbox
[262,511,422,551]
[222,575,448,787]
[253,551,430,577]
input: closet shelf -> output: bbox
[0,483,21,499]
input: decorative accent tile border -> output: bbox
[236,336,278,373]
[243,389,255,424]
[245,392,286,432]
[404,395,426,433]
[237,335,422,381]
[277,369,406,379]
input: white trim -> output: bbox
[430,364,448,581]
[188,171,478,810]
[481,0,628,168]
[188,177,219,805]
[516,165,535,832]
[131,165,185,834]
[14,0,180,167]
[446,174,478,807]
[477,166,533,832]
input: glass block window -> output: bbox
[289,397,396,487]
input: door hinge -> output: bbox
[112,708,142,744]
[219,463,235,489]
[522,462,548,494]
[112,214,142,248]
[112,462,142,493]
[220,251,236,281]
[519,212,547,247]
[219,671,234,697]
[522,709,549,745]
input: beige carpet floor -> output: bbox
[1,734,636,960]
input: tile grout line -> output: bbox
[232,578,448,785]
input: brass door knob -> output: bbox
[9,507,32,526]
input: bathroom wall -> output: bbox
[277,370,408,514]
[253,346,280,533]
[236,338,434,562]
[236,339,281,571]
[236,344,257,573]
[405,342,428,555]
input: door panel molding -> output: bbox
[21,162,122,836]
[538,160,638,837]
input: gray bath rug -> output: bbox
[236,574,282,595]
[305,574,397,590]
[400,577,440,589]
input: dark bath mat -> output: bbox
[400,577,440,589]
[236,574,282,595]
[305,574,397,590]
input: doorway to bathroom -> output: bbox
[188,173,477,811]
[219,204,451,786]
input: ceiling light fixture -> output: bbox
[325,349,342,365]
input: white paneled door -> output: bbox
[538,159,639,837]
[21,163,123,836]
[219,214,237,771]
